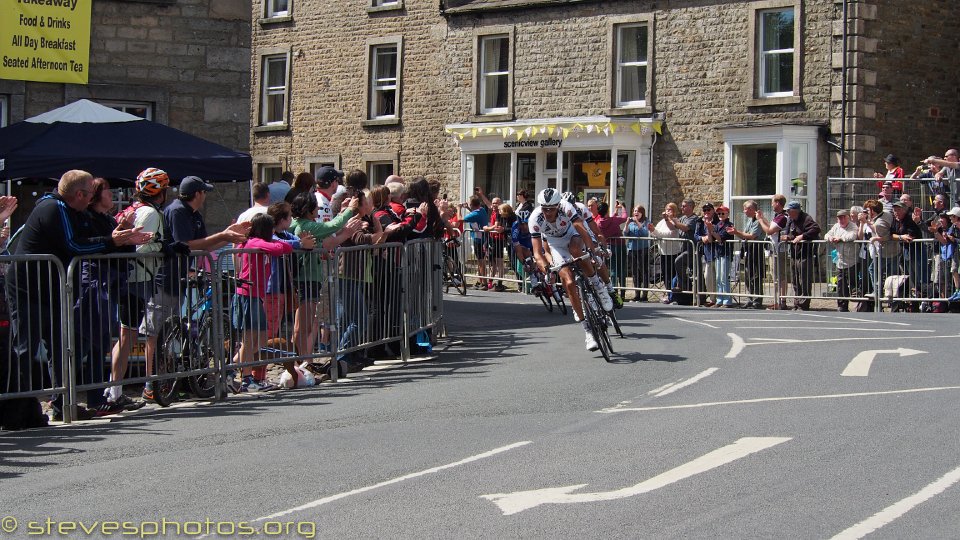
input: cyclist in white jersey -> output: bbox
[529,188,614,351]
[562,192,623,309]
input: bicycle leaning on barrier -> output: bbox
[442,237,467,296]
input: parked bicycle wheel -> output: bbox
[447,256,467,296]
[185,312,223,399]
[155,316,187,407]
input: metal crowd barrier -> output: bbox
[0,239,448,423]
[0,255,71,419]
[459,229,526,290]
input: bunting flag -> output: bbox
[446,119,663,141]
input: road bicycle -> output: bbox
[552,253,615,362]
[154,270,249,407]
[442,237,467,296]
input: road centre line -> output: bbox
[596,385,960,413]
[673,317,719,329]
[655,368,719,397]
[830,463,960,539]
[251,441,532,521]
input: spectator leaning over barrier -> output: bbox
[727,200,766,309]
[825,209,859,312]
[756,194,790,310]
[924,149,959,202]
[269,171,293,205]
[936,208,960,300]
[285,172,315,204]
[369,185,406,359]
[5,170,152,425]
[625,204,650,302]
[782,200,821,311]
[77,178,134,416]
[912,157,950,199]
[877,181,896,213]
[647,202,682,303]
[861,199,898,301]
[289,192,361,362]
[461,195,490,289]
[148,176,251,402]
[106,167,173,415]
[891,200,928,297]
[230,213,294,392]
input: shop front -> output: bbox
[445,116,662,212]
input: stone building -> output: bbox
[1,0,252,231]
[250,0,960,226]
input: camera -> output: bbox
[405,199,420,210]
[474,187,481,193]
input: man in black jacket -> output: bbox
[782,201,821,310]
[3,170,150,427]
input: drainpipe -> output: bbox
[648,132,657,210]
[840,0,848,176]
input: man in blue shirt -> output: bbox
[461,195,490,290]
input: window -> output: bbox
[614,24,648,107]
[748,2,800,104]
[478,34,510,115]
[98,100,153,120]
[367,161,394,186]
[259,53,290,127]
[369,43,399,120]
[372,0,399,6]
[0,95,8,127]
[265,0,289,18]
[259,164,282,183]
[759,8,794,96]
[723,125,819,228]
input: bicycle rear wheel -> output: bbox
[155,316,186,407]
[551,276,568,315]
[186,314,220,399]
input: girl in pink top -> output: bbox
[231,213,293,392]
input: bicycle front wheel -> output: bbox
[186,315,218,399]
[578,279,611,362]
[155,316,186,407]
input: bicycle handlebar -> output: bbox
[548,253,592,273]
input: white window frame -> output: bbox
[0,95,8,127]
[258,51,291,127]
[722,125,819,222]
[259,164,283,183]
[372,0,399,6]
[368,41,400,121]
[265,0,289,18]
[758,7,795,98]
[478,34,510,115]
[97,100,153,120]
[614,23,649,108]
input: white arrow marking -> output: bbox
[841,348,926,377]
[481,437,791,515]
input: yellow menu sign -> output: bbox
[0,0,91,84]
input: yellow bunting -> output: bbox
[652,121,663,135]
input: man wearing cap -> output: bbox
[781,200,821,310]
[825,209,859,311]
[143,176,249,401]
[874,154,905,194]
[315,166,343,223]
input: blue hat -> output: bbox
[786,201,802,210]
[315,166,344,188]
[179,176,214,196]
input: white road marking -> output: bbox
[734,327,932,332]
[730,334,960,346]
[648,382,675,395]
[704,316,910,326]
[251,441,532,521]
[481,437,791,515]
[726,333,746,359]
[841,348,926,377]
[801,313,912,326]
[673,317,718,329]
[654,368,719,397]
[830,463,960,539]
[596,386,960,413]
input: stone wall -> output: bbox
[2,0,252,231]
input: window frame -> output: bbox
[368,0,403,12]
[363,37,403,126]
[255,48,292,131]
[96,100,154,120]
[608,16,654,115]
[259,164,283,184]
[472,27,514,121]
[0,95,8,128]
[264,0,290,19]
[362,152,399,186]
[747,0,802,106]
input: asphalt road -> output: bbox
[2,290,960,539]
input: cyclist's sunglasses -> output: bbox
[541,205,559,211]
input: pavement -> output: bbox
[1,288,960,539]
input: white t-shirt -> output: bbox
[315,192,334,223]
[237,204,268,224]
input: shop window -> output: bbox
[258,52,290,128]
[517,154,536,196]
[477,33,512,116]
[97,100,152,120]
[472,154,510,198]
